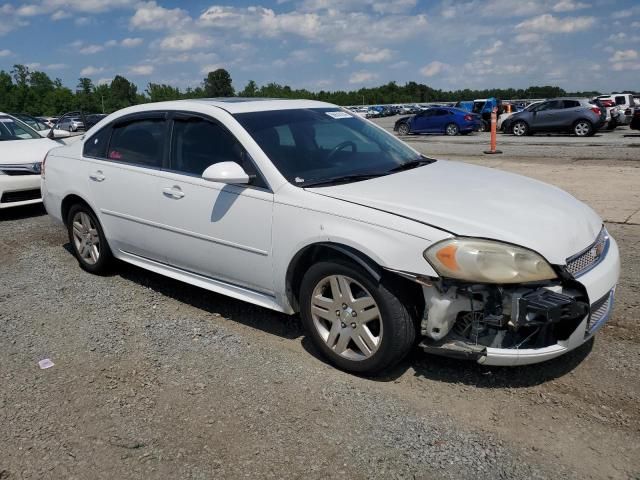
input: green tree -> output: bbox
[106,75,138,111]
[146,83,182,102]
[240,80,258,97]
[203,68,234,97]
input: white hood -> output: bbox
[308,160,602,264]
[0,138,61,166]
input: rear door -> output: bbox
[84,112,170,262]
[412,110,435,132]
[431,109,450,133]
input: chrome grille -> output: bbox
[586,290,614,337]
[566,227,608,278]
[0,163,41,176]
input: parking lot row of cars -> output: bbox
[352,93,640,137]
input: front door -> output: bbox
[153,113,275,294]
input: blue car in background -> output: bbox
[393,106,481,136]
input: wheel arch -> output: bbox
[285,242,424,315]
[60,193,94,226]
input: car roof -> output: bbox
[152,98,337,114]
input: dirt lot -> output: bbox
[1,125,639,479]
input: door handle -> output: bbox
[89,171,105,182]
[162,187,185,199]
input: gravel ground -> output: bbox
[1,127,639,479]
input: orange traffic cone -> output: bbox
[484,107,503,155]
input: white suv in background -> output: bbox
[41,99,620,374]
[0,113,61,209]
[596,93,635,125]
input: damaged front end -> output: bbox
[416,277,590,363]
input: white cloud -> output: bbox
[128,64,154,75]
[24,62,67,71]
[96,77,113,85]
[372,0,416,14]
[50,10,70,20]
[474,40,503,56]
[104,40,118,47]
[159,33,213,51]
[611,49,638,62]
[121,37,143,47]
[130,1,190,30]
[0,49,11,57]
[80,66,104,76]
[516,13,595,33]
[515,32,541,43]
[200,64,223,74]
[354,48,393,63]
[420,61,449,77]
[78,44,104,54]
[349,71,378,84]
[552,1,590,12]
[335,60,349,68]
[74,17,91,26]
[611,6,640,19]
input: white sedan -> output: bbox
[41,99,620,374]
[0,113,61,209]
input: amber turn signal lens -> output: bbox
[435,244,458,271]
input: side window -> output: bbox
[170,116,267,188]
[562,100,580,109]
[615,96,625,106]
[434,109,449,116]
[108,118,165,168]
[83,127,112,158]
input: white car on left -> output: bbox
[0,113,61,209]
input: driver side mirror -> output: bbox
[202,161,250,185]
[47,128,71,140]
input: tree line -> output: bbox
[0,63,616,116]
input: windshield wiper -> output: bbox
[301,172,388,187]
[387,157,435,173]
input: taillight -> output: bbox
[591,106,601,116]
[41,152,48,179]
[464,114,473,121]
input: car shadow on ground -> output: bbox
[115,260,305,341]
[65,252,594,387]
[0,204,46,221]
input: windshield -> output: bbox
[234,108,430,186]
[15,115,47,131]
[0,115,42,140]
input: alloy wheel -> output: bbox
[512,122,526,136]
[446,124,458,136]
[575,121,591,136]
[398,124,410,135]
[72,211,100,265]
[310,274,383,361]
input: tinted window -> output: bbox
[84,127,112,158]
[562,100,580,108]
[108,118,165,167]
[170,117,265,187]
[615,96,626,105]
[434,109,449,116]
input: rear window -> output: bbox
[563,100,580,108]
[83,127,112,158]
[107,118,165,168]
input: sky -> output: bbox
[0,0,639,94]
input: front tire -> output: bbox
[300,260,416,374]
[397,123,410,135]
[445,123,459,136]
[67,204,113,274]
[512,120,528,136]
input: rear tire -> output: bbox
[300,260,416,375]
[478,120,489,132]
[445,123,459,136]
[67,204,113,274]
[512,120,528,136]
[573,120,593,137]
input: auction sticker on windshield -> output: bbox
[325,111,352,119]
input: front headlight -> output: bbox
[424,238,557,283]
